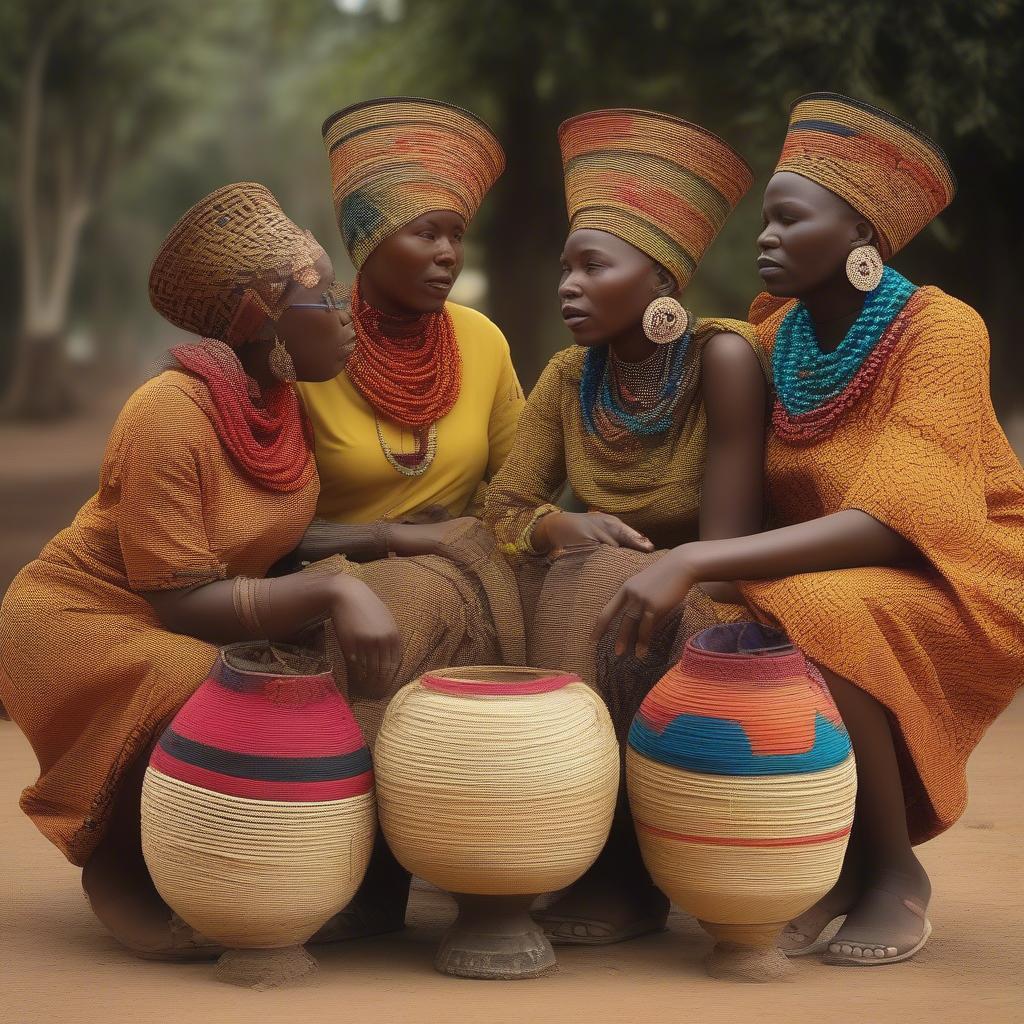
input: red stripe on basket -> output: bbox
[636,821,851,848]
[171,680,366,757]
[150,748,373,801]
[421,672,579,696]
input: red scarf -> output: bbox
[171,340,316,493]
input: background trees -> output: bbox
[1,0,1020,416]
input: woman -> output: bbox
[597,93,1024,965]
[483,109,768,944]
[0,182,397,958]
[290,97,528,940]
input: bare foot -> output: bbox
[824,858,932,965]
[779,843,862,955]
[535,873,669,945]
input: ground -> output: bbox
[1,390,1022,1024]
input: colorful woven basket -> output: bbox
[627,622,856,982]
[141,643,376,988]
[374,666,619,978]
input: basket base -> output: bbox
[435,893,556,980]
[698,921,793,983]
[215,944,318,990]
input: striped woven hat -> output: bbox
[776,92,956,259]
[322,96,506,269]
[558,108,753,290]
[149,182,325,346]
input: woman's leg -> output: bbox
[814,667,931,963]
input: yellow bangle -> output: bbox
[503,503,562,557]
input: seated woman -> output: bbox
[597,93,1024,966]
[0,183,396,959]
[292,97,527,939]
[483,109,769,944]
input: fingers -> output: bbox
[594,589,627,643]
[614,604,642,659]
[608,519,654,551]
[635,607,659,660]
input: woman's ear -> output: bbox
[653,264,677,298]
[852,219,875,248]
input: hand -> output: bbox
[594,546,698,660]
[532,511,654,556]
[338,307,356,349]
[387,517,478,557]
[329,576,402,697]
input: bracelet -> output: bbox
[232,576,267,637]
[501,503,562,557]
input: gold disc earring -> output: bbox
[642,296,690,345]
[268,336,297,383]
[845,245,884,292]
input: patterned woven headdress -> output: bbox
[775,93,956,259]
[322,96,506,269]
[558,108,753,290]
[149,182,326,347]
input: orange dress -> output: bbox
[740,288,1024,843]
[0,370,318,864]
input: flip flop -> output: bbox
[777,914,845,957]
[823,897,932,966]
[536,911,669,946]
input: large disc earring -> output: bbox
[268,336,297,383]
[845,245,884,292]
[642,296,690,345]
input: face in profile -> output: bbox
[757,171,874,298]
[359,210,467,315]
[276,251,356,383]
[558,228,671,347]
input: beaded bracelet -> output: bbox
[232,576,267,637]
[501,503,563,557]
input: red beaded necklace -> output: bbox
[346,276,461,476]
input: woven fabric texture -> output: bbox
[558,108,752,289]
[0,374,318,864]
[148,182,325,344]
[742,287,1024,843]
[776,93,956,260]
[322,97,505,269]
[298,518,526,748]
[484,318,767,552]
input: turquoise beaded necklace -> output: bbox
[773,267,917,416]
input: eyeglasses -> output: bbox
[289,290,348,313]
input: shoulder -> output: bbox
[113,371,215,454]
[898,287,989,372]
[446,301,510,351]
[694,317,770,381]
[543,344,587,382]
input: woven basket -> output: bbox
[627,622,856,981]
[141,642,376,987]
[375,666,619,895]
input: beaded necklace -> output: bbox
[346,276,462,476]
[580,326,695,444]
[772,267,917,444]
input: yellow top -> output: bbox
[298,302,525,523]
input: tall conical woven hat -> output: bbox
[322,96,506,268]
[558,108,753,290]
[775,92,956,259]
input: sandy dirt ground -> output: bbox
[2,392,1022,1024]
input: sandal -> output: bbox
[777,914,845,957]
[823,896,931,966]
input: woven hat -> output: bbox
[322,96,506,269]
[558,108,753,290]
[775,92,956,259]
[149,182,326,346]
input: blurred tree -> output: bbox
[0,0,243,418]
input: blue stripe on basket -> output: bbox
[627,712,851,776]
[158,729,372,782]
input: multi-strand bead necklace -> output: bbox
[346,277,462,476]
[772,267,918,444]
[580,327,696,445]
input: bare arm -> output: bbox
[598,509,917,657]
